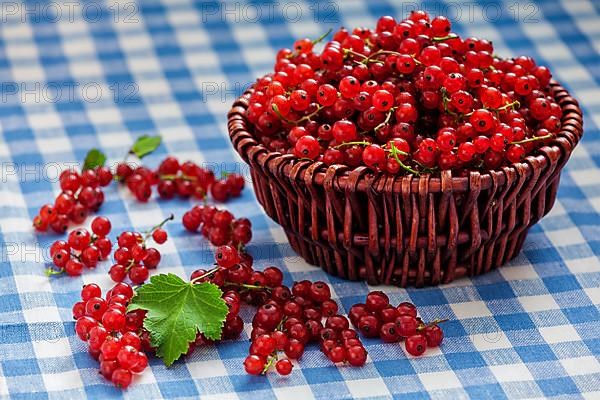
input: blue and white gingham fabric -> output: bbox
[1,0,600,398]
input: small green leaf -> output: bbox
[83,149,106,170]
[128,273,228,366]
[130,135,161,159]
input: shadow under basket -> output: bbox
[228,80,583,287]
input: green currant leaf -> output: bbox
[82,148,106,170]
[130,135,161,159]
[127,273,228,367]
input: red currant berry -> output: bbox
[405,334,427,356]
[244,354,266,375]
[91,216,111,237]
[152,228,167,244]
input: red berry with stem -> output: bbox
[424,324,444,347]
[244,355,266,375]
[396,315,419,337]
[109,264,127,282]
[152,228,167,244]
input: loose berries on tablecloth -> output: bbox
[350,291,447,357]
[116,155,245,203]
[185,242,367,374]
[245,11,561,175]
[182,205,252,248]
[46,216,114,276]
[33,165,112,233]
[108,214,174,284]
[73,282,148,388]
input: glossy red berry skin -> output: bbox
[152,228,168,244]
[396,315,419,337]
[81,284,102,301]
[405,334,428,356]
[397,302,417,317]
[332,120,358,143]
[380,322,401,343]
[424,325,444,347]
[358,315,381,338]
[295,136,320,160]
[68,228,91,251]
[244,355,266,375]
[365,291,389,312]
[91,217,111,237]
[275,359,293,375]
[111,368,132,388]
[215,245,240,269]
[346,345,367,366]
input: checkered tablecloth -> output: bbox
[1,0,600,398]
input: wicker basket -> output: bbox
[228,81,583,287]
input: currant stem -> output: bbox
[432,34,458,42]
[190,266,221,284]
[510,133,553,145]
[223,281,272,291]
[272,104,323,125]
[159,174,197,182]
[261,354,277,374]
[287,28,333,59]
[388,143,420,175]
[334,140,372,149]
[417,318,449,331]
[440,88,459,117]
[45,267,64,277]
[374,107,397,132]
[312,28,333,45]
[143,214,174,242]
[343,48,368,60]
[496,100,521,112]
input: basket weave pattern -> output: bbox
[228,81,583,287]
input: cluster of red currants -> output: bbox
[349,291,444,356]
[48,217,113,276]
[34,167,112,233]
[73,282,149,388]
[245,11,561,175]
[108,215,172,284]
[244,279,368,375]
[190,245,367,375]
[116,156,245,203]
[182,205,252,247]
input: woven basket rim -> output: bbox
[228,79,583,194]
